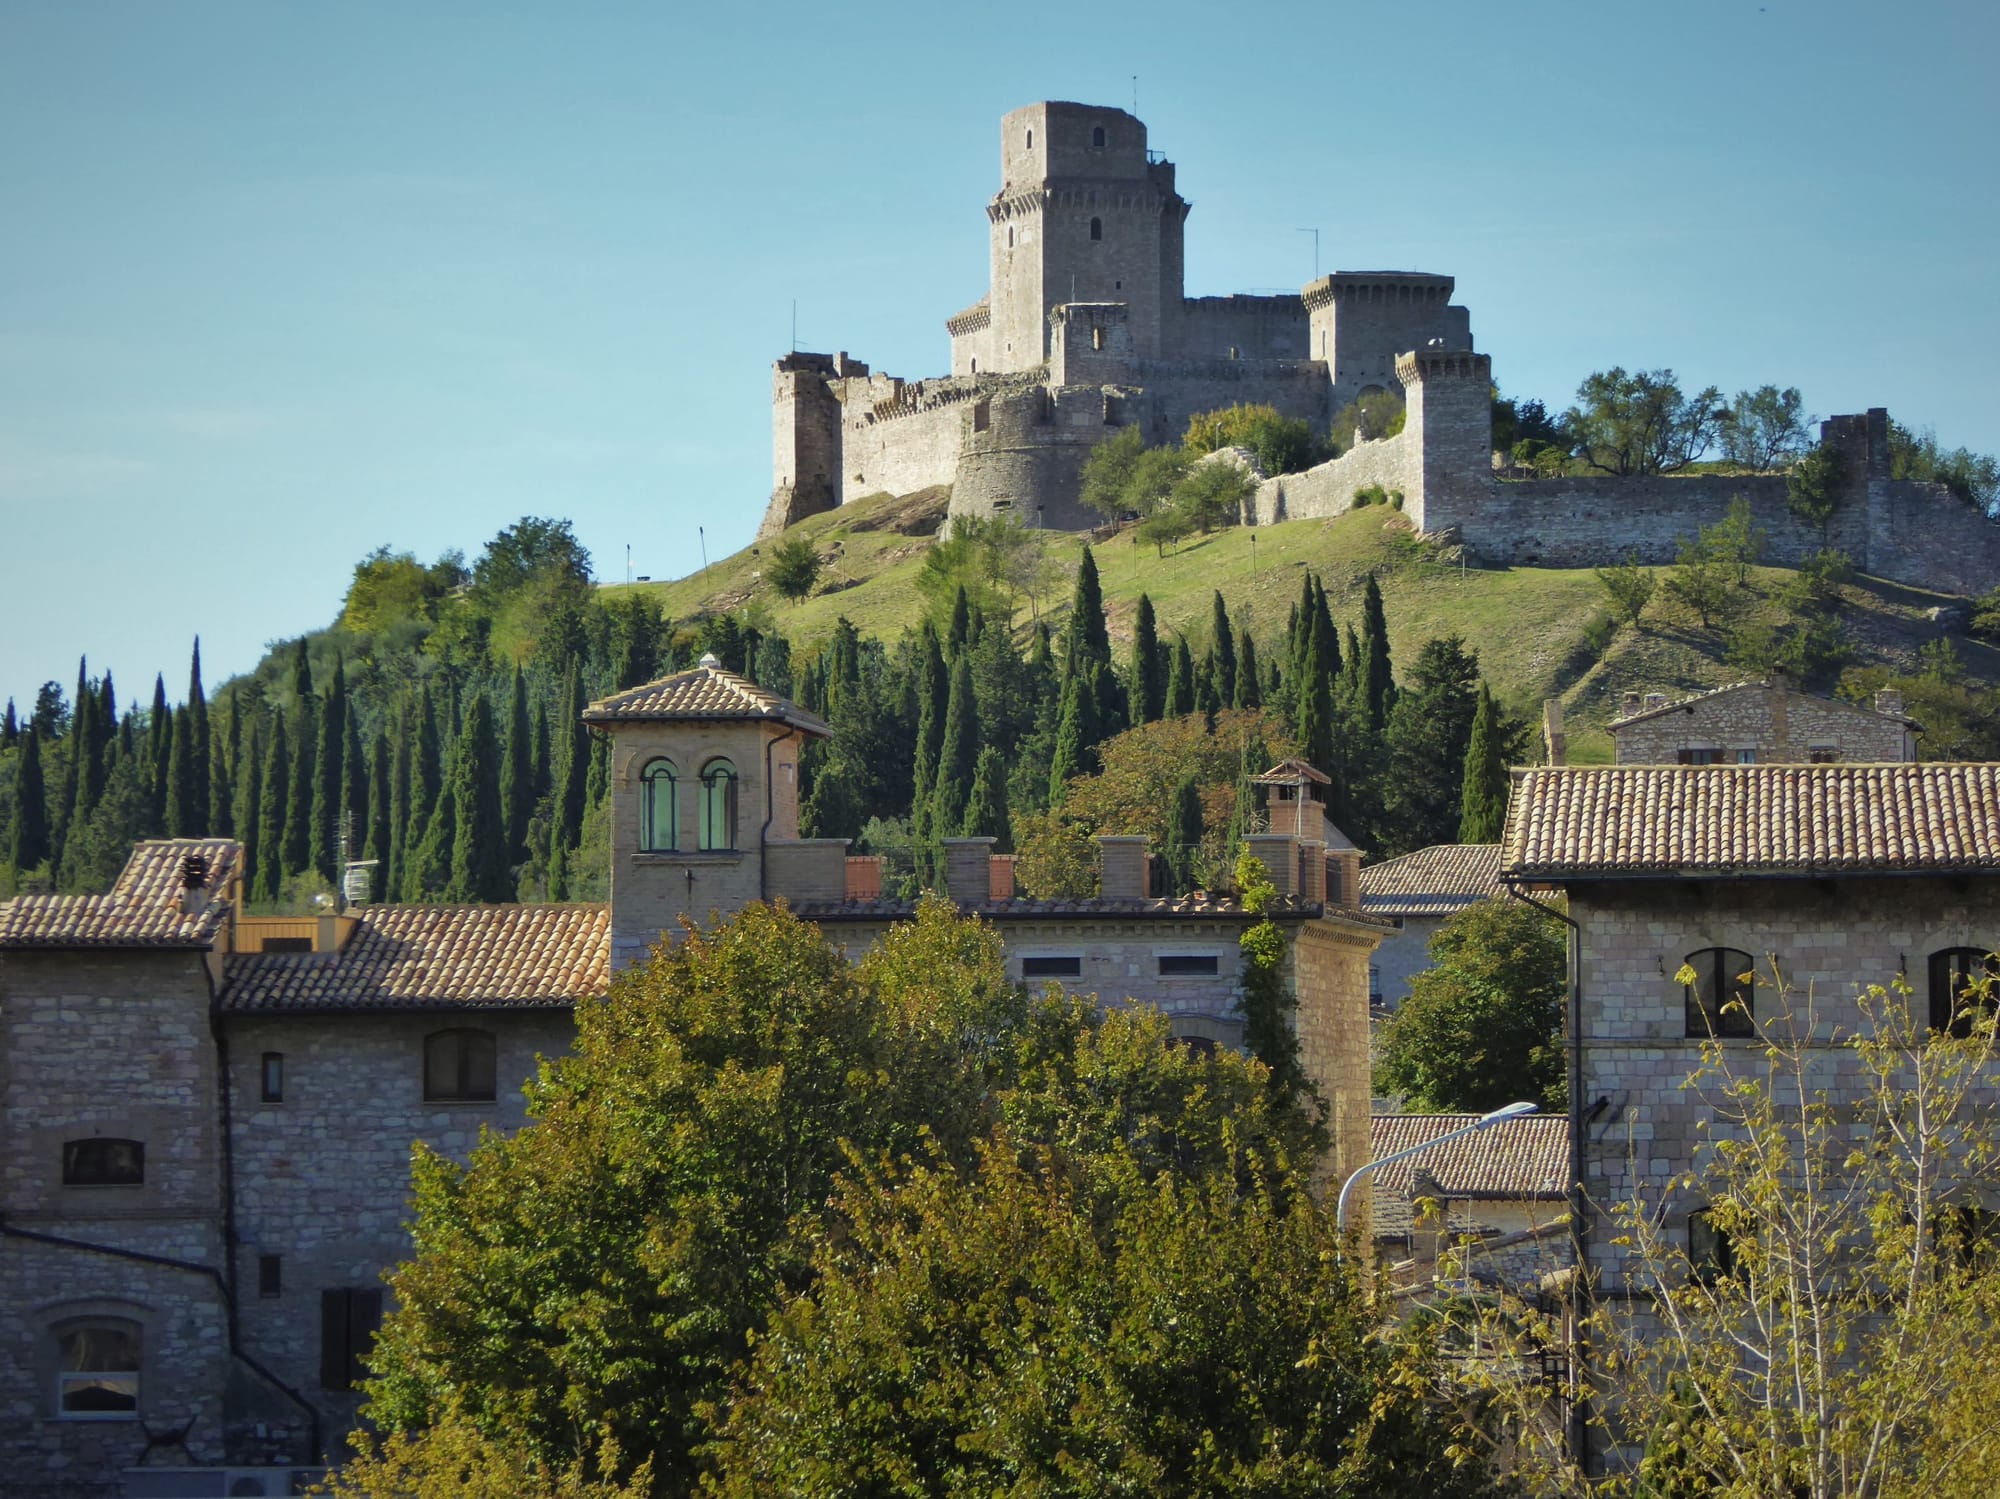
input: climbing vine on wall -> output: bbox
[1236,850,1311,1107]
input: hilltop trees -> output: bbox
[1564,368,1725,476]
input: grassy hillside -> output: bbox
[617,490,1999,763]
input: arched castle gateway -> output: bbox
[760,101,1473,536]
[761,101,2000,599]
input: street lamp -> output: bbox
[1336,1101,1539,1237]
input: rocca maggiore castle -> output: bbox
[762,101,2000,598]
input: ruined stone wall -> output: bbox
[1178,295,1310,361]
[1864,478,2000,599]
[1572,876,2000,1285]
[1250,430,1418,524]
[224,1008,574,1458]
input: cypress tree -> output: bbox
[932,650,980,837]
[256,712,290,905]
[1458,683,1509,843]
[341,701,367,868]
[406,685,442,869]
[1166,636,1196,717]
[531,699,553,806]
[963,745,1012,853]
[910,625,948,848]
[1289,576,1316,681]
[1196,656,1222,724]
[406,779,456,903]
[364,730,392,901]
[1223,730,1272,859]
[93,668,116,767]
[59,687,104,868]
[235,724,262,903]
[1046,671,1090,808]
[10,728,49,872]
[1235,631,1262,710]
[1128,593,1165,724]
[1063,545,1112,674]
[1294,632,1334,780]
[189,641,210,830]
[1164,772,1204,896]
[311,658,347,879]
[283,693,316,878]
[147,674,172,828]
[446,692,510,903]
[501,666,533,862]
[208,691,235,836]
[1,699,16,749]
[554,667,588,855]
[164,693,197,836]
[388,701,412,902]
[1209,591,1237,708]
[947,584,973,659]
[1361,572,1394,726]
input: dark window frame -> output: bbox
[259,1254,283,1297]
[320,1287,383,1391]
[62,1138,144,1187]
[640,757,679,852]
[1688,1208,1735,1283]
[1089,216,1103,241]
[1684,947,1756,1039]
[699,758,739,852]
[54,1317,141,1420]
[1158,954,1221,978]
[1021,955,1082,978]
[423,1028,498,1103]
[1928,947,1999,1037]
[260,1052,284,1104]
[1091,125,1106,147]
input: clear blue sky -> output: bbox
[3,0,1995,712]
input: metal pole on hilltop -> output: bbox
[1297,227,1319,281]
[699,526,709,574]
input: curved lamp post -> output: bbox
[1336,1101,1540,1238]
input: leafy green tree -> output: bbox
[1708,495,1768,585]
[1126,444,1192,522]
[9,728,49,872]
[1012,810,1097,897]
[1720,384,1812,469]
[1564,367,1724,476]
[1128,592,1165,724]
[1458,683,1508,843]
[1786,441,1846,535]
[501,667,533,862]
[962,745,1012,853]
[1595,553,1658,626]
[1382,636,1482,856]
[1890,421,2000,515]
[1170,456,1256,531]
[930,650,980,837]
[446,692,510,903]
[1078,423,1147,522]
[1373,897,1566,1110]
[1662,532,1740,630]
[1329,390,1407,452]
[763,532,822,603]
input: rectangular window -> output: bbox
[261,936,313,953]
[1734,749,1756,764]
[259,1255,283,1297]
[1676,748,1719,766]
[1688,1209,1734,1282]
[1021,955,1082,978]
[62,1139,143,1186]
[1369,965,1383,1004]
[1809,747,1838,763]
[261,1052,284,1104]
[321,1288,384,1391]
[1158,955,1220,977]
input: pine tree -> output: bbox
[963,745,1012,853]
[1209,591,1237,708]
[910,625,948,849]
[1129,593,1165,724]
[364,729,392,901]
[931,650,980,837]
[446,692,510,903]
[310,658,347,879]
[501,666,533,862]
[256,712,290,905]
[1235,631,1262,709]
[1458,682,1509,843]
[405,685,442,877]
[1361,572,1394,726]
[10,728,49,872]
[1166,636,1196,717]
[1164,772,1204,896]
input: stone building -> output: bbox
[1607,673,1918,764]
[0,658,1387,1495]
[761,104,2000,600]
[1500,762,2000,1464]
[1367,1112,1570,1291]
[1358,843,1504,1009]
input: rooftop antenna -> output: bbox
[1296,227,1319,280]
[1131,74,1138,114]
[790,298,797,353]
[626,543,632,584]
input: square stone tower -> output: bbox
[583,657,833,967]
[987,102,1188,371]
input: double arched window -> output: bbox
[1683,948,1755,1039]
[56,1318,140,1418]
[641,758,678,852]
[1929,947,1999,1038]
[699,759,738,851]
[424,1028,497,1102]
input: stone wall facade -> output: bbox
[1368,912,1445,1011]
[1250,430,1417,525]
[1293,920,1378,1197]
[1609,680,1916,764]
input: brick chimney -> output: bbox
[1874,687,1905,717]
[941,838,996,906]
[1542,698,1567,766]
[1098,836,1149,900]
[1620,691,1641,718]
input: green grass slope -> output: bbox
[614,493,1997,761]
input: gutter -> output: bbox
[760,724,800,903]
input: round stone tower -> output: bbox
[986,102,1188,373]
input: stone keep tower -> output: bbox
[984,103,1188,372]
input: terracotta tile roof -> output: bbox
[1501,763,2000,879]
[0,839,242,949]
[1369,1114,1570,1200]
[784,894,1394,930]
[1611,679,1918,730]
[1252,757,1331,785]
[1361,844,1503,916]
[583,660,830,737]
[221,903,610,1012]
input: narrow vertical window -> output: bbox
[1025,129,1032,149]
[261,1052,284,1103]
[1091,326,1104,351]
[640,758,679,852]
[1929,947,1999,1036]
[1684,948,1755,1038]
[1089,216,1102,241]
[320,1288,383,1391]
[1092,125,1106,147]
[700,759,739,852]
[259,1254,283,1297]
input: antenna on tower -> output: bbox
[1296,227,1320,280]
[1131,75,1138,114]
[791,299,797,352]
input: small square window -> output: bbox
[259,1255,283,1297]
[261,1052,284,1104]
[1734,749,1756,764]
[1158,955,1220,978]
[1022,956,1082,978]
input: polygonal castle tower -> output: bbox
[760,101,1474,537]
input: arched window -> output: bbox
[1089,216,1103,241]
[699,759,739,851]
[424,1028,497,1102]
[55,1318,139,1418]
[1025,128,1033,149]
[1929,947,1999,1037]
[1007,225,1014,248]
[1687,1208,1735,1283]
[1091,125,1106,148]
[1684,948,1755,1038]
[640,758,678,852]
[62,1138,143,1186]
